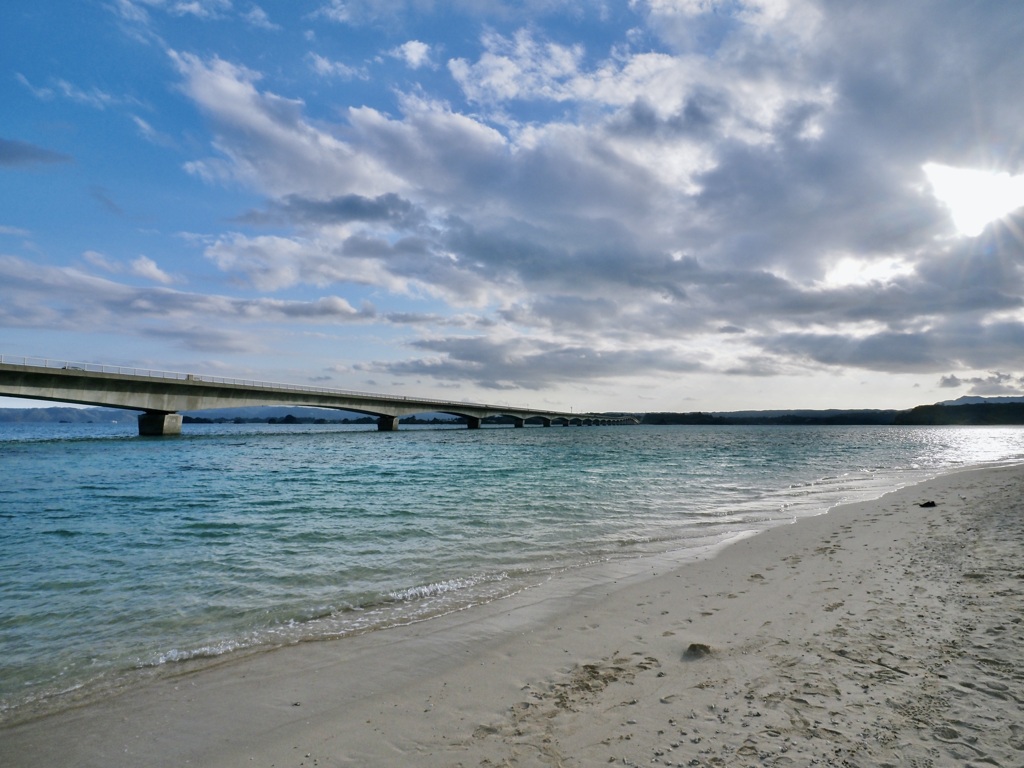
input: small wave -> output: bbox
[387,573,508,603]
[148,638,245,666]
[178,521,246,538]
[616,535,652,546]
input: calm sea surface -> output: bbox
[2,422,1023,723]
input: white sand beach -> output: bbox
[3,463,1023,767]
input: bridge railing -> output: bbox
[0,355,562,415]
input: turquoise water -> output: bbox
[2,422,1023,722]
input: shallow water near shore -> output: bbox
[2,422,1023,723]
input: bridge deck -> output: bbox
[0,356,635,434]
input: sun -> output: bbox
[923,163,1024,237]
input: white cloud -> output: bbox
[938,371,1024,397]
[15,73,54,101]
[822,256,915,289]
[312,0,350,23]
[0,255,379,345]
[632,0,823,52]
[132,115,177,148]
[109,0,153,24]
[391,40,433,70]
[450,23,834,152]
[204,233,411,294]
[243,5,279,30]
[170,50,401,197]
[131,256,177,284]
[307,53,364,79]
[82,251,122,273]
[346,94,509,199]
[20,74,137,111]
[110,0,262,27]
[167,0,232,19]
[449,29,584,103]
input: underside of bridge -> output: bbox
[136,411,597,435]
[134,411,623,435]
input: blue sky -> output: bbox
[3,0,1024,413]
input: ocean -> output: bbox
[2,421,1023,724]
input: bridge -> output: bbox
[0,356,637,435]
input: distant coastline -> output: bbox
[644,402,1024,426]
[4,397,1024,426]
[643,397,1024,426]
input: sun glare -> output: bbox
[923,163,1024,237]
[824,255,913,287]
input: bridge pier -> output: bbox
[138,411,182,436]
[377,416,399,431]
[513,418,525,428]
[465,416,482,429]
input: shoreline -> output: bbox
[3,463,1023,766]
[0,449,922,728]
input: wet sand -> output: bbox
[3,464,1023,767]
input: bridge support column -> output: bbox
[513,418,526,428]
[465,416,482,429]
[377,416,399,431]
[138,412,182,436]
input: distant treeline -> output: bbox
[644,402,1024,426]
[893,403,1024,425]
[642,411,900,426]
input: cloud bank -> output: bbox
[3,0,1023,408]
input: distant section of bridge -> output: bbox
[0,356,638,435]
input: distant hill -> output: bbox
[0,406,138,424]
[712,408,897,420]
[643,410,900,426]
[939,395,1024,406]
[647,398,1024,426]
[894,402,1024,425]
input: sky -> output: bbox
[3,0,1024,414]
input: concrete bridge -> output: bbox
[0,356,637,435]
